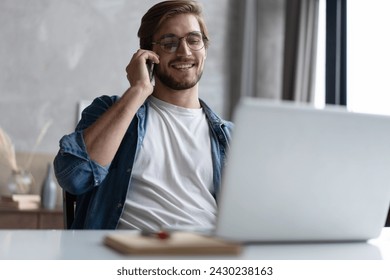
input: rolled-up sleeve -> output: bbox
[54,131,110,195]
[53,95,117,195]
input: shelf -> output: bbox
[0,208,63,229]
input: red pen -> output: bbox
[140,230,170,240]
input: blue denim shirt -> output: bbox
[54,95,233,229]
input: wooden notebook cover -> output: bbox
[104,231,241,255]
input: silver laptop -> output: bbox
[215,97,390,242]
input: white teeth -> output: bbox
[172,64,193,69]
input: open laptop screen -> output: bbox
[216,98,390,242]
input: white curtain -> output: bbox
[230,0,320,111]
[239,0,286,100]
[282,0,319,102]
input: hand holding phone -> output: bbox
[126,50,159,88]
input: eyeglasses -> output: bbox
[152,31,207,53]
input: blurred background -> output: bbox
[1,0,389,227]
[0,0,288,204]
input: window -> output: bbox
[347,0,390,116]
[315,0,390,116]
[314,0,326,109]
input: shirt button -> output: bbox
[126,168,131,173]
[117,203,122,208]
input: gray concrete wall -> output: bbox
[0,0,231,154]
[1,0,286,153]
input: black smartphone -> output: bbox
[146,60,154,81]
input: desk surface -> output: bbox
[0,228,389,260]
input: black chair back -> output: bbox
[62,190,76,229]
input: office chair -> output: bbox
[386,209,390,227]
[62,190,77,229]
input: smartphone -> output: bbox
[146,60,154,81]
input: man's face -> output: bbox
[152,14,207,91]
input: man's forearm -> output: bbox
[83,86,149,166]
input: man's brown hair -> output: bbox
[138,0,209,50]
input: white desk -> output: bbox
[0,228,389,260]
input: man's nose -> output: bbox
[176,38,192,56]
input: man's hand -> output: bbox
[126,49,159,96]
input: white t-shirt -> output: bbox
[117,96,216,231]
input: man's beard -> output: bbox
[154,65,203,90]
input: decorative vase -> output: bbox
[41,163,57,210]
[7,169,35,194]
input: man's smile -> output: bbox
[170,62,196,70]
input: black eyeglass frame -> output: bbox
[151,31,208,53]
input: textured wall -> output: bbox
[0,0,230,154]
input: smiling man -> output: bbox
[53,0,233,230]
